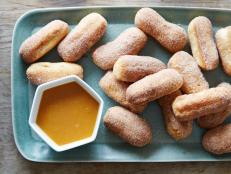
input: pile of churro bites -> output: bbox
[19,8,231,155]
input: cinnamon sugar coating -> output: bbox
[26,62,83,85]
[126,69,183,104]
[104,106,152,147]
[113,55,166,82]
[202,124,231,155]
[135,8,187,53]
[92,27,147,70]
[19,20,69,63]
[168,51,209,94]
[188,16,219,70]
[198,83,231,129]
[58,13,107,62]
[215,26,231,76]
[173,86,231,121]
[158,90,193,140]
[99,71,147,113]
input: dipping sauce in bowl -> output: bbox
[29,75,104,151]
[36,82,99,145]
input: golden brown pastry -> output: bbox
[126,69,183,104]
[158,90,193,140]
[202,124,231,155]
[198,83,231,129]
[168,51,209,94]
[99,71,147,113]
[135,8,187,53]
[19,20,69,63]
[188,16,219,70]
[215,26,231,76]
[172,86,231,121]
[92,27,147,70]
[58,13,107,62]
[26,62,83,85]
[113,55,166,82]
[104,106,152,147]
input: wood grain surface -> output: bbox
[1,0,231,173]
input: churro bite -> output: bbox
[202,124,231,155]
[135,8,187,53]
[26,62,83,85]
[19,20,69,63]
[126,69,183,104]
[99,71,147,113]
[168,51,209,94]
[93,27,147,70]
[113,55,166,82]
[215,26,231,76]
[188,16,219,70]
[58,13,107,62]
[158,90,193,140]
[104,106,152,147]
[172,86,231,121]
[198,83,231,129]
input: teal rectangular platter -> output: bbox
[12,6,231,162]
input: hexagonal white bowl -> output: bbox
[28,75,104,152]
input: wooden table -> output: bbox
[1,0,231,173]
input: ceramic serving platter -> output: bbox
[11,6,231,162]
